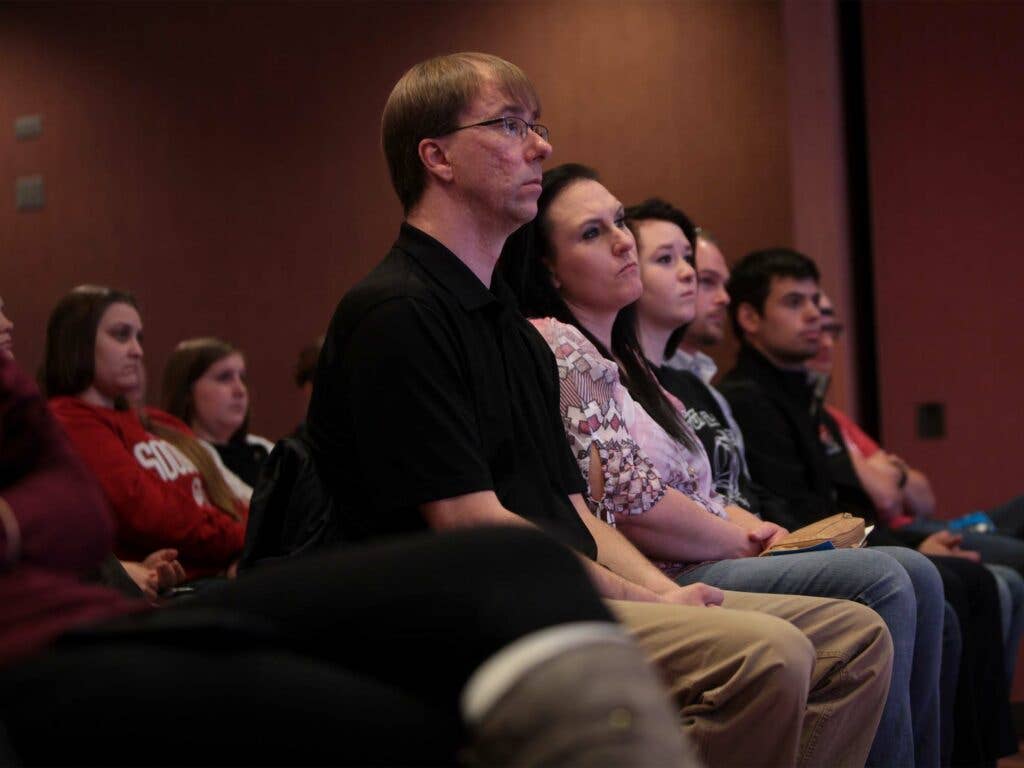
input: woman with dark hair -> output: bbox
[43,286,246,581]
[161,337,273,499]
[497,163,942,768]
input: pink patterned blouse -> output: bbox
[531,318,728,574]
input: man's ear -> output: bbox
[736,302,761,337]
[418,138,454,184]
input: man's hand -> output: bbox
[917,530,981,562]
[883,452,910,473]
[864,450,904,481]
[658,582,725,607]
[746,521,789,554]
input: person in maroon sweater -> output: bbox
[0,346,143,667]
[0,351,692,766]
[43,286,248,580]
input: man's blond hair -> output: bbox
[381,52,540,214]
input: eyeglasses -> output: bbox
[443,115,550,143]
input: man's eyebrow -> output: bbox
[500,103,539,120]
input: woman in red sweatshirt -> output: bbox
[43,286,247,580]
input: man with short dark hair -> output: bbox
[810,293,1024,687]
[718,248,1018,766]
[716,249,831,524]
[308,53,893,766]
[642,223,940,767]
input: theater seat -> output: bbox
[239,435,343,571]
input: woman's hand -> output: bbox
[122,549,186,600]
[745,521,789,554]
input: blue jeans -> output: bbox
[939,601,961,767]
[874,547,945,768]
[678,545,943,768]
[986,563,1024,685]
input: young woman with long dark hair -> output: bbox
[498,163,944,768]
[161,337,274,500]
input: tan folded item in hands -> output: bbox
[760,512,871,556]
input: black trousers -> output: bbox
[0,527,613,766]
[931,555,1018,767]
[870,525,1017,767]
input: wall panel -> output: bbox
[862,0,1024,519]
[1,0,792,438]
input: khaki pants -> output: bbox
[608,591,893,768]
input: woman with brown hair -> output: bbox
[161,337,273,500]
[43,285,246,581]
[497,163,941,768]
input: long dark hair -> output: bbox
[43,285,139,399]
[624,197,698,362]
[498,163,696,451]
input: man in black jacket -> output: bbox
[718,248,1017,767]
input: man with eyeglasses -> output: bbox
[307,52,893,766]
[809,294,1024,677]
[809,295,1024,570]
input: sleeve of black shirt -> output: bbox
[720,382,836,526]
[521,323,588,500]
[331,298,495,512]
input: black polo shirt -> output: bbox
[307,223,596,559]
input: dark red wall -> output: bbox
[0,1,792,438]
[862,0,1024,520]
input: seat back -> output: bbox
[239,435,343,571]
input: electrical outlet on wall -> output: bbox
[14,114,42,141]
[15,175,44,211]
[916,402,945,439]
